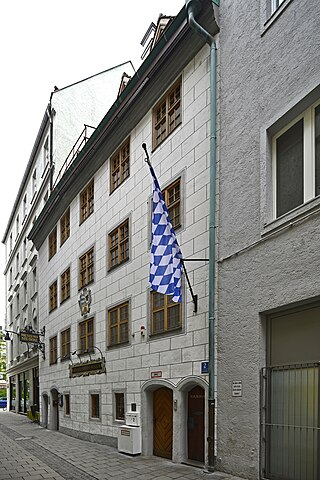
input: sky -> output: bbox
[0,0,184,326]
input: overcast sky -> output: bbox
[0,0,183,326]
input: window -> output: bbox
[90,393,100,419]
[151,291,182,335]
[9,267,13,286]
[32,267,37,295]
[108,219,129,270]
[23,282,27,306]
[79,317,94,353]
[23,194,27,218]
[32,169,37,197]
[43,137,49,169]
[60,208,70,246]
[48,227,57,260]
[153,78,181,149]
[270,0,285,15]
[272,101,320,218]
[80,179,94,224]
[61,328,70,359]
[49,336,58,365]
[49,281,58,312]
[23,238,27,260]
[60,268,70,303]
[79,247,94,288]
[162,178,181,230]
[16,215,19,238]
[108,302,129,347]
[65,394,70,416]
[110,139,130,193]
[16,253,19,274]
[115,392,125,421]
[9,233,13,252]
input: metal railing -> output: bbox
[261,362,320,480]
[53,124,96,188]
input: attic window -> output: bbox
[140,15,174,60]
[117,73,132,97]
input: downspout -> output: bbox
[48,92,54,192]
[185,0,217,472]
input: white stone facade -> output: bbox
[35,40,213,464]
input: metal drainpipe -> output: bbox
[185,0,217,472]
[48,92,54,192]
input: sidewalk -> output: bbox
[0,412,244,480]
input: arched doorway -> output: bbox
[50,388,59,431]
[153,387,173,459]
[187,385,205,463]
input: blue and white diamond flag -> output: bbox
[148,164,182,303]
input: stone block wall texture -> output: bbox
[38,46,211,443]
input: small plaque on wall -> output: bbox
[151,371,162,378]
[232,381,242,397]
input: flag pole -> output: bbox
[142,143,198,313]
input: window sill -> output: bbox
[79,212,94,226]
[113,419,125,425]
[108,257,129,273]
[78,279,94,291]
[149,326,182,339]
[261,0,294,36]
[60,297,70,306]
[60,237,70,248]
[109,176,130,196]
[263,195,320,237]
[107,341,130,350]
[49,307,58,314]
[41,163,50,179]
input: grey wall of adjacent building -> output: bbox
[217,0,320,477]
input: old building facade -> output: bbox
[29,0,219,467]
[4,0,319,478]
[2,62,134,417]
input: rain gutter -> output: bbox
[185,0,218,472]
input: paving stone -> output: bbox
[0,412,247,480]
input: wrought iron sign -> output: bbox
[69,358,106,378]
[4,325,46,359]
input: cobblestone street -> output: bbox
[0,412,244,480]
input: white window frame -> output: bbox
[270,0,285,15]
[43,137,49,170]
[272,99,319,219]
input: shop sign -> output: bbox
[20,332,40,343]
[69,358,106,378]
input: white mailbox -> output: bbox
[125,411,141,427]
[118,425,141,455]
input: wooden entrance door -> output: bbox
[188,385,205,462]
[153,387,173,459]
